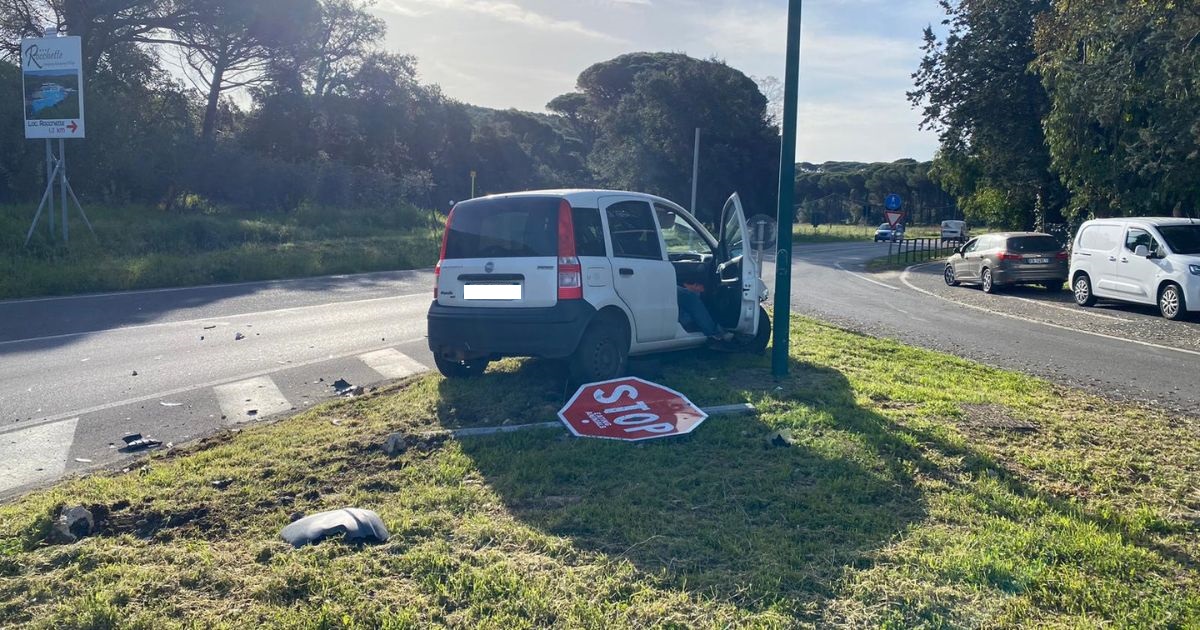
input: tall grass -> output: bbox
[0,203,443,299]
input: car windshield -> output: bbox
[1157,225,1200,255]
[1007,235,1061,252]
[878,224,890,230]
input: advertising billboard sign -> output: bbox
[21,36,85,139]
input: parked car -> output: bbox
[874,223,905,242]
[1069,217,1200,320]
[427,189,772,381]
[940,220,969,243]
[943,232,1068,293]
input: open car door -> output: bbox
[717,193,760,335]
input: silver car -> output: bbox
[943,232,1068,293]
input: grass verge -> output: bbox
[1,317,1198,627]
[793,224,941,244]
[0,204,442,299]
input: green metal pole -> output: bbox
[772,0,803,377]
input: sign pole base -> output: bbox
[23,141,93,246]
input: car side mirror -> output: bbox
[955,246,964,255]
[1134,245,1150,258]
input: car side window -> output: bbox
[657,204,712,256]
[1124,228,1159,255]
[962,238,979,254]
[572,207,607,257]
[606,201,663,261]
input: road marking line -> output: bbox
[359,348,428,380]
[0,336,426,437]
[215,377,291,424]
[1001,294,1132,322]
[0,417,78,492]
[0,292,430,348]
[834,263,900,291]
[900,264,1200,359]
[0,269,435,305]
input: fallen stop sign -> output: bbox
[558,377,708,442]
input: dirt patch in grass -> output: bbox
[960,403,1041,433]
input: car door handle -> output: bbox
[1120,257,1129,263]
[1108,256,1117,261]
[619,268,634,277]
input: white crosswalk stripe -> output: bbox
[358,348,427,380]
[214,376,291,424]
[0,417,78,493]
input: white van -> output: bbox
[427,190,771,381]
[940,220,968,242]
[1069,217,1200,320]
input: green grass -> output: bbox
[793,224,940,244]
[0,204,443,299]
[1,317,1198,627]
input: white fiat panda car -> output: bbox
[427,190,771,381]
[1069,217,1200,320]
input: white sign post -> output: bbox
[21,34,92,245]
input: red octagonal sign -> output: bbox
[558,377,708,441]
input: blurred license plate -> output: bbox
[1026,257,1050,264]
[464,283,521,300]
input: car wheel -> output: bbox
[943,265,960,287]
[1073,274,1096,307]
[569,321,628,383]
[981,267,997,293]
[1159,283,1187,321]
[435,356,489,379]
[748,306,772,354]
[1044,280,1065,293]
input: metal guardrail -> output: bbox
[888,237,958,266]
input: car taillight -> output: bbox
[557,200,582,301]
[1055,251,1069,261]
[434,208,453,298]
[998,252,1022,261]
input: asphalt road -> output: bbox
[767,240,1200,416]
[3,241,1198,497]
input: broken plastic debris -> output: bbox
[74,458,92,463]
[159,401,183,407]
[246,409,258,417]
[234,332,245,341]
[120,433,162,452]
[332,379,362,397]
[280,508,390,548]
[131,371,138,376]
[203,325,217,330]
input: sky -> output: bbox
[369,0,946,164]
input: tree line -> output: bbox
[0,1,780,230]
[911,0,1200,229]
[794,160,958,227]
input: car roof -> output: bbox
[987,231,1056,238]
[471,189,688,211]
[1081,217,1200,228]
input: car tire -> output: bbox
[435,356,489,379]
[1044,280,1065,293]
[944,265,960,287]
[748,306,772,354]
[1159,283,1187,321]
[981,267,997,293]
[569,321,628,383]
[1073,274,1096,307]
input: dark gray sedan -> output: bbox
[943,232,1069,293]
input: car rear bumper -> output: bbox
[993,265,1068,284]
[427,300,597,361]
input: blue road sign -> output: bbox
[885,194,902,211]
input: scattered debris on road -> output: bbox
[159,401,183,407]
[131,370,138,376]
[246,409,258,417]
[765,429,796,448]
[382,433,407,456]
[280,508,390,548]
[73,458,92,463]
[332,378,362,397]
[203,325,217,330]
[49,506,94,544]
[234,332,245,341]
[120,433,162,452]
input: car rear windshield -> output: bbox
[1158,225,1200,255]
[1007,235,1061,252]
[443,197,561,259]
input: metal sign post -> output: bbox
[772,0,803,378]
[21,33,92,246]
